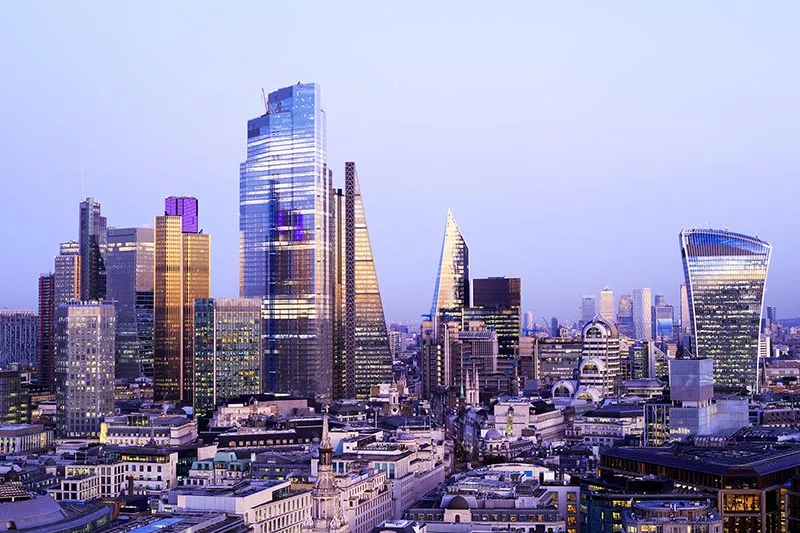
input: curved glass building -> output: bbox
[679,229,771,391]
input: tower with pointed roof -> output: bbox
[430,210,470,325]
[303,409,348,533]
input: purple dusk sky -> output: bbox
[1,3,799,324]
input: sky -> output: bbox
[1,2,799,324]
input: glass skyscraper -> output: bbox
[193,298,261,419]
[154,199,210,405]
[54,241,80,305]
[335,162,392,399]
[466,277,521,361]
[240,83,333,399]
[680,228,771,391]
[430,210,470,324]
[79,197,107,301]
[106,227,154,379]
[633,288,653,340]
[38,274,56,392]
[165,196,199,234]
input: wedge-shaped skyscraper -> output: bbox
[430,210,470,324]
[333,162,392,399]
[680,228,771,391]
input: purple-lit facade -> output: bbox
[165,196,199,234]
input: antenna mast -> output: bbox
[261,88,270,114]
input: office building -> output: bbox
[0,369,30,425]
[335,162,393,399]
[632,288,652,340]
[165,196,199,233]
[580,295,596,326]
[55,301,116,438]
[550,317,559,337]
[54,241,81,304]
[78,197,107,301]
[241,83,333,400]
[579,316,622,398]
[680,228,772,391]
[0,309,38,367]
[465,277,521,360]
[106,227,155,379]
[430,210,469,325]
[38,273,56,392]
[523,311,534,332]
[193,298,262,419]
[536,337,583,387]
[601,442,800,533]
[766,305,777,325]
[680,283,691,334]
[651,303,674,340]
[654,294,665,306]
[154,198,210,405]
[617,294,634,336]
[599,287,614,322]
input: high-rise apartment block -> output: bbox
[153,198,210,405]
[78,197,107,301]
[38,274,56,392]
[599,288,614,322]
[193,298,262,419]
[54,241,81,304]
[632,288,653,340]
[680,228,771,391]
[240,83,333,400]
[0,309,38,367]
[55,301,116,438]
[106,227,155,379]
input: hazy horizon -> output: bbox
[2,3,798,323]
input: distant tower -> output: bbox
[431,210,470,325]
[303,410,348,533]
[680,284,691,334]
[524,311,535,332]
[78,197,107,301]
[466,364,479,407]
[580,296,596,327]
[654,294,665,306]
[38,274,56,393]
[633,289,653,340]
[599,288,614,322]
[550,317,559,338]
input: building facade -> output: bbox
[79,197,107,301]
[154,199,211,405]
[430,210,469,327]
[54,240,81,305]
[55,301,116,438]
[0,369,30,425]
[680,228,772,391]
[193,298,262,419]
[632,288,652,341]
[0,309,38,367]
[240,83,333,400]
[106,227,155,379]
[38,273,56,392]
[599,288,614,322]
[335,162,392,399]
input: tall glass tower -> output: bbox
[680,228,772,391]
[430,210,470,324]
[106,227,154,379]
[78,197,107,301]
[239,83,333,399]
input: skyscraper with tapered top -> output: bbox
[680,228,771,391]
[333,162,392,399]
[240,82,333,400]
[153,197,210,405]
[430,210,470,325]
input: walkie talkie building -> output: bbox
[680,228,771,392]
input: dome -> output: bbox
[447,495,470,510]
[581,316,619,339]
[551,380,577,398]
[579,357,606,375]
[484,428,504,441]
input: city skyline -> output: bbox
[2,3,799,322]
